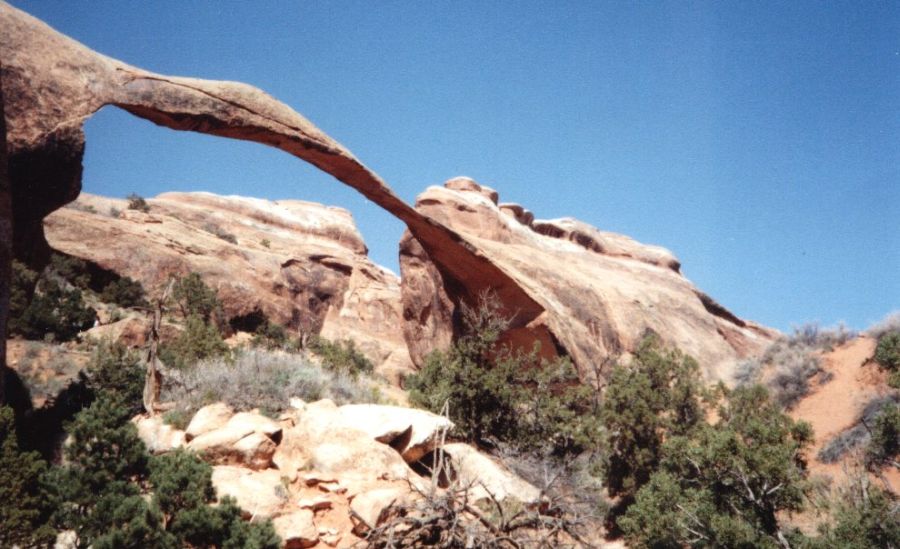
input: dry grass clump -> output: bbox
[162,348,386,417]
[737,323,856,410]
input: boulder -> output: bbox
[211,466,288,519]
[132,415,185,454]
[273,401,410,482]
[442,443,541,504]
[188,411,281,469]
[223,412,282,441]
[335,404,453,462]
[272,510,319,549]
[349,486,411,534]
[185,403,234,440]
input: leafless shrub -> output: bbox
[867,311,900,340]
[733,358,763,386]
[362,438,601,547]
[162,348,385,417]
[818,395,900,463]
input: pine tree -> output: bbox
[600,335,706,502]
[619,385,813,548]
[0,406,56,547]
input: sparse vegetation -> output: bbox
[202,221,238,244]
[810,473,900,548]
[171,272,221,321]
[739,323,856,409]
[99,275,147,308]
[8,260,96,342]
[875,331,900,388]
[619,385,813,547]
[163,348,386,417]
[126,192,151,212]
[65,201,98,214]
[309,335,374,378]
[601,335,707,504]
[0,407,55,547]
[407,295,601,456]
[160,314,229,370]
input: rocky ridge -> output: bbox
[400,178,776,381]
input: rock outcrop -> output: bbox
[400,178,777,380]
[1,2,775,393]
[134,400,536,547]
[44,192,413,380]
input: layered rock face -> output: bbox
[401,178,777,380]
[45,192,412,380]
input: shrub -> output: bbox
[172,272,221,321]
[309,336,374,378]
[99,276,147,308]
[85,339,145,415]
[126,193,150,212]
[811,474,900,548]
[817,395,900,464]
[149,450,280,548]
[65,201,97,214]
[874,331,900,388]
[0,407,55,547]
[407,296,600,456]
[9,260,96,342]
[43,396,153,546]
[260,238,271,249]
[751,323,854,409]
[49,252,91,290]
[45,397,280,548]
[162,348,385,417]
[866,310,900,340]
[601,335,706,503]
[866,401,900,470]
[109,206,121,218]
[203,221,238,244]
[160,314,228,370]
[251,320,290,350]
[619,385,813,547]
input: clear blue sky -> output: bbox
[11,1,899,332]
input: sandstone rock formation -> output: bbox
[1,2,775,395]
[442,442,541,504]
[133,399,537,547]
[45,192,412,380]
[400,178,777,380]
[0,2,534,393]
